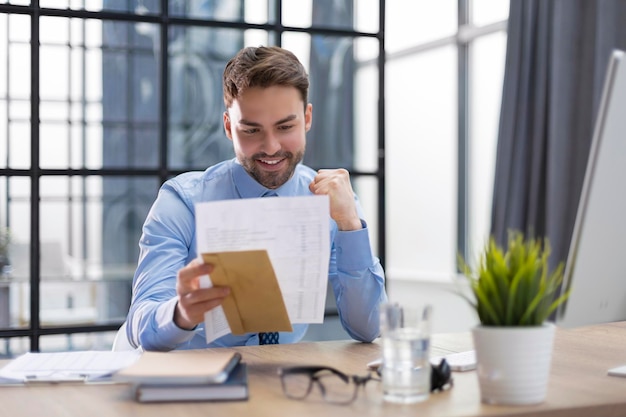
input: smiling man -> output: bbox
[126,46,387,351]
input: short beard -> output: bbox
[241,150,305,189]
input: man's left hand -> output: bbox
[309,168,362,231]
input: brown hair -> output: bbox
[222,46,309,108]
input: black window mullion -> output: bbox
[126,18,134,167]
[66,17,75,263]
[4,13,10,227]
[378,0,386,269]
[273,0,281,46]
[80,18,88,261]
[159,0,169,183]
[30,0,41,352]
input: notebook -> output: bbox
[134,362,249,403]
[114,349,241,385]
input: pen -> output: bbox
[23,374,89,384]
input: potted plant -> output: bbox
[457,230,570,405]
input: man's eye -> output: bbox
[278,125,293,131]
[243,128,259,134]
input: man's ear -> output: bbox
[223,111,233,140]
[305,103,313,132]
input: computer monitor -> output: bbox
[556,49,626,330]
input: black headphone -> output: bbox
[431,358,453,392]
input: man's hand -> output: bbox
[174,259,230,330]
[309,168,362,231]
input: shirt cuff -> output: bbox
[335,220,376,271]
[155,297,196,347]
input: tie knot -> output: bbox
[259,332,279,344]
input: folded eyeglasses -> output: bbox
[278,358,452,405]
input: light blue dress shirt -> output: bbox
[126,158,387,351]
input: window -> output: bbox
[0,0,507,354]
[0,0,383,354]
[385,1,508,282]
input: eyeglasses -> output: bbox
[278,360,453,405]
[278,365,380,405]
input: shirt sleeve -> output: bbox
[126,181,197,351]
[330,220,388,342]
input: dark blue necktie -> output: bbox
[259,189,279,345]
[259,332,279,345]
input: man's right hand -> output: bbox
[174,259,230,330]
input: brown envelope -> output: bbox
[201,250,293,335]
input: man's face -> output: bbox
[223,86,312,189]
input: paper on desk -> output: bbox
[0,350,141,384]
[196,195,330,343]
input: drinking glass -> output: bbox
[379,303,432,404]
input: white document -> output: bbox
[0,350,141,384]
[196,195,331,343]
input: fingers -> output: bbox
[176,258,213,293]
[308,168,352,195]
[175,286,230,330]
[174,259,230,330]
[178,286,230,307]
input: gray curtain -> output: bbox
[491,0,626,269]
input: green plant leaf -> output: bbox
[480,269,505,320]
[473,281,502,326]
[455,230,571,327]
[519,281,546,325]
[543,288,572,320]
[506,258,534,324]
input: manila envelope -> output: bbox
[201,250,293,335]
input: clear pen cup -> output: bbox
[379,303,433,404]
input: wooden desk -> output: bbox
[2,322,626,417]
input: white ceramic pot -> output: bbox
[472,323,555,405]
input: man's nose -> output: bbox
[262,132,282,154]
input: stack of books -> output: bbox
[114,349,248,403]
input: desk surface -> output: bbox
[3,322,626,417]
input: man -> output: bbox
[126,46,387,351]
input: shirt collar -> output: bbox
[231,158,301,198]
